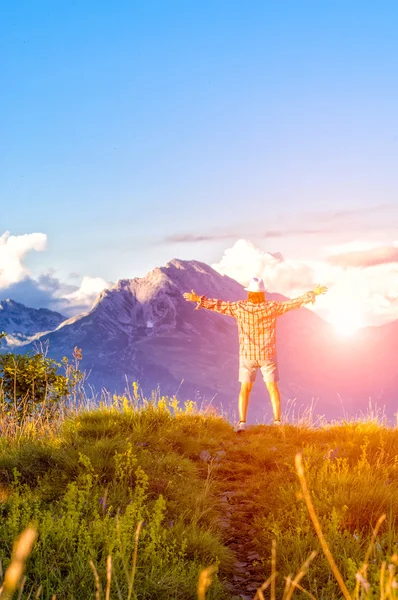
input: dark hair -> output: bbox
[248,291,265,304]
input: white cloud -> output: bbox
[0,231,47,287]
[212,239,398,326]
[213,240,281,286]
[61,276,110,313]
[324,240,387,255]
[26,274,112,316]
[0,231,112,316]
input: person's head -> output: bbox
[245,277,266,303]
[247,291,265,303]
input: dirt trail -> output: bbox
[214,435,271,600]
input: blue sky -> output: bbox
[1,1,398,323]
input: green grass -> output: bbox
[216,421,398,599]
[1,395,398,599]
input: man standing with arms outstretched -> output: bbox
[184,277,327,432]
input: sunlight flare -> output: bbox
[329,309,364,337]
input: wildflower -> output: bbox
[355,572,370,593]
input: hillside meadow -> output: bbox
[0,390,398,599]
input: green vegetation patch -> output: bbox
[1,391,398,599]
[0,401,234,600]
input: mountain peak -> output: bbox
[0,298,24,310]
[101,259,228,308]
[164,258,217,275]
[165,258,210,270]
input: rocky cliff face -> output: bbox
[3,259,398,423]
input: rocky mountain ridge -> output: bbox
[0,299,65,343]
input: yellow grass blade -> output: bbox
[89,560,102,600]
[127,520,142,600]
[284,551,317,600]
[386,563,395,599]
[282,574,293,600]
[271,539,277,600]
[197,565,217,600]
[353,514,386,598]
[254,572,278,599]
[380,561,386,600]
[1,527,37,600]
[295,453,351,600]
[105,555,112,600]
[16,575,26,600]
[361,514,386,577]
[286,579,318,600]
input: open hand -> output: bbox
[183,289,201,302]
[313,285,328,296]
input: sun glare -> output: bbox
[330,311,364,337]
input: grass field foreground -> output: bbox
[0,395,398,599]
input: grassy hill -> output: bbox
[1,395,398,599]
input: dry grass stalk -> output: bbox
[285,579,317,600]
[353,513,386,599]
[295,453,351,600]
[386,563,396,598]
[282,575,292,600]
[89,560,102,600]
[283,550,317,600]
[0,527,37,600]
[380,561,386,600]
[197,565,217,600]
[16,576,26,600]
[254,573,278,600]
[361,514,386,575]
[377,555,398,600]
[355,572,370,594]
[105,555,112,600]
[271,538,276,600]
[256,539,315,600]
[127,520,143,600]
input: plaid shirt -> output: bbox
[197,292,316,361]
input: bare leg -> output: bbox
[266,381,281,421]
[238,382,253,422]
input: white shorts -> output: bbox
[239,358,279,384]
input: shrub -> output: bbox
[0,345,83,420]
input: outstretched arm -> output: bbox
[183,289,236,317]
[274,285,328,316]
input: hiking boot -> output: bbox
[234,421,246,433]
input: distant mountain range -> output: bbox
[0,299,65,343]
[1,259,397,423]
